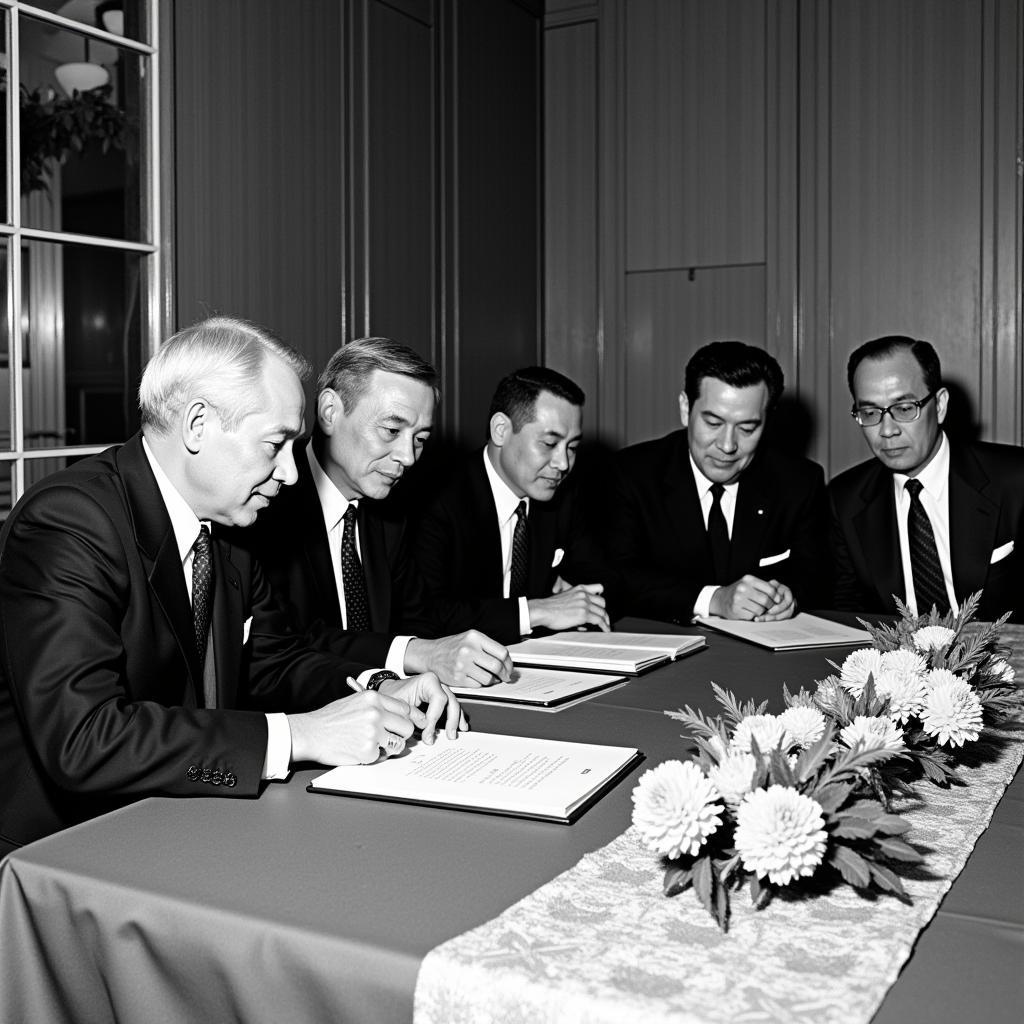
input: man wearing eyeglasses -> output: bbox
[829,335,1024,622]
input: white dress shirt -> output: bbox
[306,445,412,675]
[689,455,740,618]
[142,437,292,780]
[893,432,958,617]
[482,448,533,636]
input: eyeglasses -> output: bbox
[851,392,936,427]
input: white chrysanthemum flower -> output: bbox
[839,715,905,753]
[924,667,962,692]
[732,714,789,755]
[839,647,885,697]
[990,657,1015,683]
[631,760,723,858]
[913,625,957,654]
[875,670,927,725]
[707,750,758,807]
[706,734,730,761]
[778,706,827,748]
[734,786,828,885]
[921,678,984,747]
[880,648,927,675]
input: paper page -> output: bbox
[509,640,651,662]
[539,632,704,653]
[696,613,872,649]
[310,732,639,818]
[451,667,626,705]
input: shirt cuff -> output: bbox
[694,586,718,619]
[386,636,413,677]
[262,713,292,780]
[518,596,532,636]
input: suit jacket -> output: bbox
[229,439,439,664]
[829,438,1024,622]
[607,429,830,623]
[0,434,364,850]
[413,450,615,645]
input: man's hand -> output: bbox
[287,690,418,766]
[405,631,513,688]
[709,575,790,620]
[528,582,610,632]
[753,581,796,622]
[377,671,468,744]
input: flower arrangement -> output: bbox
[633,684,920,931]
[633,594,1022,931]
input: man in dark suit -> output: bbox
[414,367,612,646]
[830,335,1024,622]
[237,338,513,687]
[608,341,829,624]
[0,317,463,856]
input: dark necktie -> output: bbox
[905,478,949,616]
[192,525,214,667]
[509,500,529,598]
[341,505,370,631]
[707,483,731,584]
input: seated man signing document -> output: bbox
[608,341,830,624]
[0,317,463,857]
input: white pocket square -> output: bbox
[990,541,1014,565]
[551,547,565,568]
[759,549,790,568]
[242,616,253,644]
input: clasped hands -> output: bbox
[288,672,467,767]
[709,575,795,621]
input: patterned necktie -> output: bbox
[707,483,731,584]
[509,500,529,598]
[192,525,214,666]
[341,504,370,631]
[905,478,949,616]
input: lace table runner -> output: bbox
[414,647,1024,1023]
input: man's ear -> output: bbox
[934,386,950,425]
[678,391,690,429]
[317,388,343,435]
[489,411,511,447]
[181,399,209,454]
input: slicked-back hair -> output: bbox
[488,366,585,432]
[139,315,311,434]
[683,341,784,410]
[317,337,439,411]
[846,336,943,397]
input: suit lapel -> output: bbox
[852,465,904,608]
[293,445,343,626]
[118,435,203,696]
[948,442,999,598]
[527,498,557,593]
[669,435,715,579]
[469,455,507,592]
[211,538,244,707]
[730,460,769,578]
[357,504,391,632]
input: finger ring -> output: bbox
[382,732,403,752]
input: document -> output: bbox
[308,732,643,824]
[508,631,706,674]
[695,612,873,650]
[451,666,628,708]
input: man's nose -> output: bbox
[718,428,738,453]
[274,447,299,486]
[878,411,901,437]
[393,436,416,467]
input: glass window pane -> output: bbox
[0,460,12,520]
[19,15,145,241]
[0,236,13,452]
[21,2,148,44]
[23,454,70,492]
[1,11,8,224]
[22,239,142,449]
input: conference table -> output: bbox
[1,618,1021,1023]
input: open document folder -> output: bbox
[507,631,706,674]
[451,666,628,709]
[308,732,643,824]
[695,612,872,650]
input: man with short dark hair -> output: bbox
[0,317,464,856]
[830,335,1024,621]
[235,338,514,688]
[607,340,830,623]
[414,366,612,645]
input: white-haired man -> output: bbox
[0,316,464,857]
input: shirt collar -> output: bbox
[142,435,205,563]
[688,453,739,499]
[483,447,528,524]
[306,443,355,531]
[895,431,950,501]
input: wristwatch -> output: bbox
[365,669,400,691]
